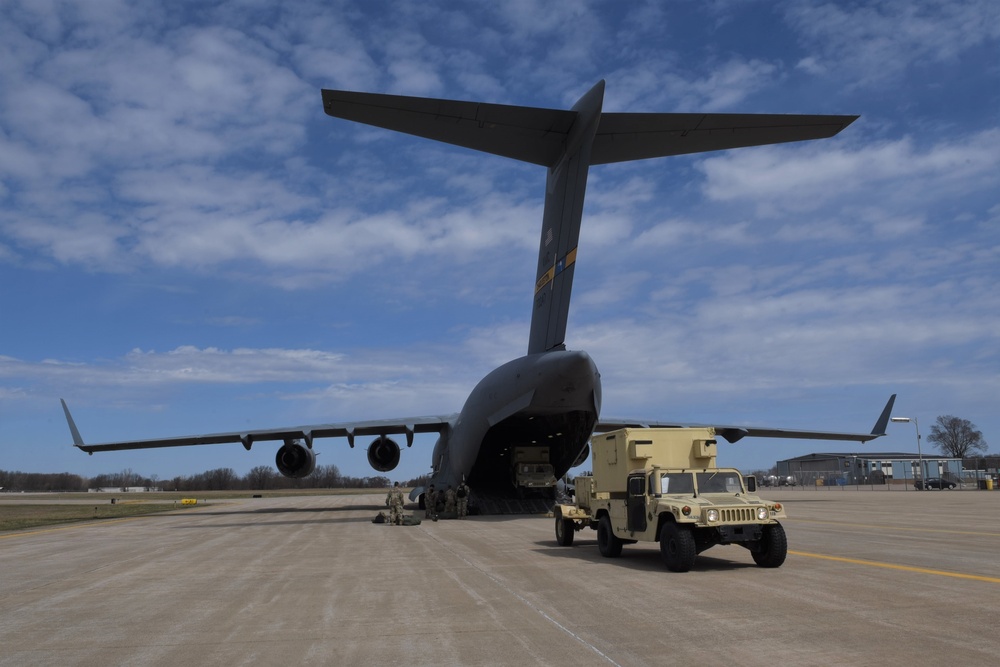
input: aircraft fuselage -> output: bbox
[431,348,601,493]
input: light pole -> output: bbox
[891,417,923,489]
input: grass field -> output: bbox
[0,502,196,532]
[0,488,400,533]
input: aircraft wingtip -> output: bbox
[60,399,86,448]
[870,393,897,437]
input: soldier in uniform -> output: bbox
[444,484,457,516]
[424,484,437,520]
[434,486,445,520]
[456,479,470,519]
[387,482,404,525]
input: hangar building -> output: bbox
[775,452,962,487]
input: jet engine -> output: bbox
[572,443,590,468]
[367,436,401,472]
[275,439,316,478]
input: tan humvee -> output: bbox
[553,427,787,571]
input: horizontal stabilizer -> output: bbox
[323,90,574,167]
[322,89,858,169]
[591,112,858,165]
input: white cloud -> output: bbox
[607,57,784,112]
[785,0,1000,85]
[698,130,1000,214]
[2,1,998,479]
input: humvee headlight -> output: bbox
[756,506,769,521]
[706,509,719,522]
[681,505,692,516]
[773,503,782,512]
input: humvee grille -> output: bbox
[719,507,759,523]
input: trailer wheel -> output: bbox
[751,522,787,568]
[597,514,623,558]
[555,516,575,546]
[660,521,697,572]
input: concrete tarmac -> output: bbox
[2,488,998,666]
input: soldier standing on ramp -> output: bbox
[456,479,470,519]
[444,485,457,516]
[425,484,437,520]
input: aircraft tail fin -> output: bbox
[322,81,607,354]
[321,83,857,354]
[60,399,87,450]
[527,81,605,353]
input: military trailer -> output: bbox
[553,427,787,572]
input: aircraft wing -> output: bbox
[60,400,455,453]
[597,394,896,444]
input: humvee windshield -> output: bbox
[696,472,743,494]
[657,472,744,495]
[657,473,694,494]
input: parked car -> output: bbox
[914,478,958,490]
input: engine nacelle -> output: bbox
[275,440,316,479]
[572,443,590,468]
[367,436,401,472]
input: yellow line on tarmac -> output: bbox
[787,518,1000,538]
[789,550,1000,584]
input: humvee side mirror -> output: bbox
[746,475,757,493]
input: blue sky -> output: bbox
[1,0,997,483]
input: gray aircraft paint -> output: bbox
[62,81,894,501]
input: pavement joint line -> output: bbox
[424,527,622,666]
[789,550,1000,583]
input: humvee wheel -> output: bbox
[660,521,697,572]
[597,514,623,558]
[751,522,787,568]
[555,515,575,546]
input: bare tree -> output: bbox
[311,464,342,488]
[246,465,276,490]
[205,467,237,490]
[927,415,988,458]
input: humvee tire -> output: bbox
[660,521,697,572]
[751,522,787,568]
[597,514,623,557]
[555,515,575,546]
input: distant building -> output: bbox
[775,452,962,487]
[88,487,163,493]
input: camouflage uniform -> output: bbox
[456,481,470,519]
[387,482,404,525]
[424,485,437,520]
[444,485,457,515]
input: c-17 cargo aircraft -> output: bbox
[62,80,895,512]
